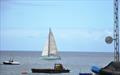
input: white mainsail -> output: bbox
[42,28,60,59]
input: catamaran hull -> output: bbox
[41,56,61,60]
[31,69,70,73]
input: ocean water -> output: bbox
[0,51,116,75]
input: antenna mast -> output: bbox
[114,0,119,62]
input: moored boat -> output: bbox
[3,59,20,65]
[31,64,70,73]
[32,69,70,73]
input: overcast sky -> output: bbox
[0,0,119,52]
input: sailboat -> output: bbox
[41,28,61,60]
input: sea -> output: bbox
[0,51,117,75]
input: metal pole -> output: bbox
[114,0,119,62]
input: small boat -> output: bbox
[21,71,28,74]
[31,64,70,73]
[3,59,20,65]
[41,28,61,60]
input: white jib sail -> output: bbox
[42,40,49,56]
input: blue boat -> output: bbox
[91,66,101,74]
[79,73,92,75]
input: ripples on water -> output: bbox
[0,51,114,75]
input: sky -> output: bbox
[0,0,120,52]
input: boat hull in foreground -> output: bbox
[92,62,120,75]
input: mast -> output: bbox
[48,28,51,56]
[114,0,119,62]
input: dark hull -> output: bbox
[79,73,92,75]
[3,62,12,65]
[100,69,120,75]
[31,68,70,73]
[99,62,120,75]
[3,63,19,65]
[91,62,120,75]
